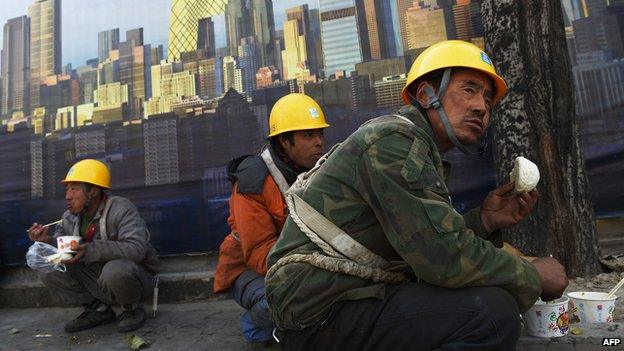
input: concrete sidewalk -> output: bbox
[1,298,623,351]
[0,298,265,351]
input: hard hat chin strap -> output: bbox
[422,68,485,156]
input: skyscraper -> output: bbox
[225,0,276,67]
[285,5,323,77]
[282,11,308,80]
[28,0,62,112]
[98,28,120,63]
[452,1,484,43]
[167,0,226,62]
[396,0,415,53]
[222,55,243,93]
[319,0,370,77]
[406,5,448,50]
[1,16,30,118]
[197,17,216,58]
[238,37,261,92]
[573,4,624,57]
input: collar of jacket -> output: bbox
[398,105,452,181]
[268,144,301,186]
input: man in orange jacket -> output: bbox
[214,93,330,344]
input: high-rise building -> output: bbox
[28,0,62,112]
[196,58,218,99]
[94,82,129,109]
[77,65,98,104]
[308,9,324,76]
[281,16,308,80]
[1,16,30,118]
[406,5,448,50]
[144,113,180,185]
[355,56,408,83]
[238,37,261,92]
[573,50,624,115]
[319,0,370,77]
[361,0,395,60]
[396,0,415,53]
[380,0,402,57]
[98,28,120,63]
[286,5,322,77]
[374,74,407,109]
[225,0,276,67]
[452,1,484,43]
[75,125,106,158]
[562,0,588,27]
[168,0,226,62]
[222,56,243,93]
[197,17,216,58]
[118,29,151,118]
[573,4,624,57]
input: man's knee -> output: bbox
[98,259,137,289]
[471,287,521,339]
[249,298,274,328]
[40,270,70,289]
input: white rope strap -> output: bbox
[267,252,407,284]
[285,194,344,259]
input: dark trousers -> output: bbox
[40,259,154,308]
[278,282,521,351]
[230,270,274,342]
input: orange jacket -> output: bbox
[213,174,287,293]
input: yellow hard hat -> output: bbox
[61,159,111,189]
[402,40,507,106]
[268,93,330,137]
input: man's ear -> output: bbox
[278,134,290,150]
[414,81,435,108]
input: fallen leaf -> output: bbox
[126,334,150,350]
[570,326,583,335]
[8,328,19,335]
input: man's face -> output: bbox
[428,69,494,149]
[65,182,89,215]
[281,129,326,169]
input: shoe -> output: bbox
[118,306,146,333]
[64,304,116,333]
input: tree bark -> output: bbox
[481,0,602,276]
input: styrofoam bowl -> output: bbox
[522,297,570,337]
[567,291,617,324]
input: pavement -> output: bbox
[1,297,622,351]
[0,297,270,351]
[2,254,623,350]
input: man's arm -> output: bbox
[355,132,542,311]
[231,176,285,275]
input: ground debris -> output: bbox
[127,334,150,350]
[8,328,19,335]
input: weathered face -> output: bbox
[65,182,89,215]
[426,68,494,149]
[281,129,326,169]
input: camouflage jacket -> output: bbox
[265,106,541,330]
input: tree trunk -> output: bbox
[481,0,602,276]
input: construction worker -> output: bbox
[213,93,330,344]
[265,40,569,350]
[28,159,160,333]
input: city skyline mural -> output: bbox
[0,0,622,265]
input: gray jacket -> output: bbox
[54,196,160,274]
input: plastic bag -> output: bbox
[25,242,70,273]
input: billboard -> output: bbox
[0,0,622,265]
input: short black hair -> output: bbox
[269,131,295,154]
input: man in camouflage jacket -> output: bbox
[265,41,568,351]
